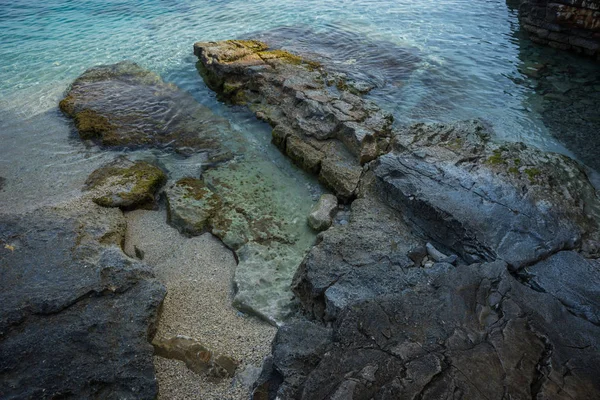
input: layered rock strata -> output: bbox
[518,0,600,60]
[194,39,395,201]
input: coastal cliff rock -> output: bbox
[194,39,395,201]
[517,0,600,60]
[85,157,166,210]
[59,61,233,160]
[0,203,165,399]
[374,119,600,268]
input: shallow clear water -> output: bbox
[0,0,599,319]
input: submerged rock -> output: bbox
[307,194,337,231]
[194,39,393,201]
[250,26,422,96]
[164,158,319,325]
[153,336,238,379]
[85,157,166,210]
[0,203,165,399]
[0,176,5,191]
[374,119,600,268]
[165,177,221,236]
[60,61,233,159]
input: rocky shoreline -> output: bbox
[194,39,600,399]
[1,35,599,399]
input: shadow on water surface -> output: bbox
[506,0,600,173]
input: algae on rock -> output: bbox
[85,157,166,210]
[60,61,234,160]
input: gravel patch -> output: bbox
[124,208,275,399]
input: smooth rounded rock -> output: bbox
[85,157,166,210]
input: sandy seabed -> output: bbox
[124,208,276,400]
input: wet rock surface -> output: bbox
[194,39,600,399]
[263,260,600,399]
[85,157,166,210]
[374,119,600,268]
[194,39,395,200]
[59,61,233,159]
[0,203,165,399]
[165,177,221,236]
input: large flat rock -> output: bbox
[374,120,600,268]
[0,203,165,399]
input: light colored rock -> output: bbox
[165,177,221,236]
[307,194,338,231]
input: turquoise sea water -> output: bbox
[1,1,599,189]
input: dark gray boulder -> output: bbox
[374,120,600,268]
[0,203,165,399]
[263,260,600,399]
[292,187,426,321]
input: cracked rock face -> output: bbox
[374,119,600,268]
[263,260,600,399]
[0,203,165,399]
[59,61,233,160]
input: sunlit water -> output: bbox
[0,0,599,320]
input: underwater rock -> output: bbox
[0,177,5,191]
[0,203,165,399]
[153,336,238,379]
[307,194,337,231]
[60,61,233,159]
[249,26,422,96]
[374,119,600,268]
[194,39,392,200]
[165,177,221,236]
[85,157,166,210]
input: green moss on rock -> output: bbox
[85,158,166,210]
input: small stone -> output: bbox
[426,242,448,262]
[153,335,238,379]
[440,254,458,265]
[307,194,338,231]
[407,245,427,265]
